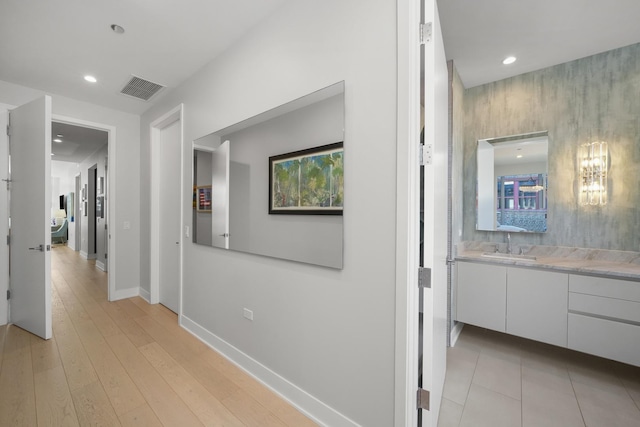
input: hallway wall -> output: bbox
[140,0,398,425]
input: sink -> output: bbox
[481,252,537,262]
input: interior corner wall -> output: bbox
[140,0,397,425]
[0,79,141,294]
[461,43,640,251]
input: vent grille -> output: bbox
[120,75,165,101]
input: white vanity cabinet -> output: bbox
[568,275,640,367]
[506,268,568,346]
[456,261,568,344]
[456,262,507,332]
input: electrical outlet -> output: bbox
[243,308,253,321]
[123,221,130,230]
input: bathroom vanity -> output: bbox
[455,242,640,367]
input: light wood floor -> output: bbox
[0,245,317,426]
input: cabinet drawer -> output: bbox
[568,313,640,367]
[569,275,640,302]
[569,292,640,323]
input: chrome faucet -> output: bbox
[506,233,512,254]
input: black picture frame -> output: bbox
[269,142,344,215]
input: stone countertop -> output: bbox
[456,242,640,282]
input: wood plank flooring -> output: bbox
[0,245,317,427]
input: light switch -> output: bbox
[123,221,131,230]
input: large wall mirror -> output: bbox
[476,131,548,233]
[192,81,345,268]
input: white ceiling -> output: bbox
[0,0,287,116]
[52,122,108,163]
[437,0,640,88]
[2,0,640,160]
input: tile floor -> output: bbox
[438,325,640,427]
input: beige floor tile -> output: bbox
[522,365,574,397]
[472,352,522,400]
[459,384,521,427]
[437,398,463,427]
[522,378,584,427]
[443,346,479,405]
[572,380,640,427]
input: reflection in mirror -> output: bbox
[476,131,548,233]
[193,81,345,268]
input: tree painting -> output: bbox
[270,142,343,214]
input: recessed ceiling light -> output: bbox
[516,154,523,158]
[503,56,517,65]
[53,138,62,143]
[51,153,55,156]
[56,134,63,138]
[111,24,125,34]
[84,75,97,83]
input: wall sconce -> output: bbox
[579,141,608,205]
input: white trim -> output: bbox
[80,251,88,259]
[139,287,151,303]
[395,0,422,426]
[53,114,117,302]
[450,322,465,347]
[95,260,106,272]
[111,287,141,301]
[180,315,361,427]
[149,104,183,309]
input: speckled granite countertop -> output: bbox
[456,241,640,282]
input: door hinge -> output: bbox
[420,144,433,166]
[105,253,108,259]
[418,267,431,289]
[6,290,10,300]
[5,125,9,136]
[417,387,430,410]
[420,22,432,44]
[6,235,9,245]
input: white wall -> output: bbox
[140,0,397,425]
[0,79,141,294]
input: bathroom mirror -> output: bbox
[476,131,548,233]
[192,81,345,268]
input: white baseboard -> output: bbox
[110,287,141,301]
[80,251,88,259]
[180,315,360,427]
[450,322,465,347]
[96,260,106,271]
[139,287,151,303]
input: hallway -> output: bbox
[0,245,316,426]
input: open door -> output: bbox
[8,96,52,340]
[420,1,448,425]
[211,140,230,249]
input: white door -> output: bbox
[159,119,181,313]
[421,2,448,425]
[211,140,229,249]
[9,96,52,340]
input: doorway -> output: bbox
[150,105,183,314]
[51,117,115,301]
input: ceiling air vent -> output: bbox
[120,75,165,101]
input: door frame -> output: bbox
[395,0,422,425]
[53,114,116,301]
[149,104,183,312]
[0,103,12,325]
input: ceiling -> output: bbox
[2,1,640,162]
[0,0,287,116]
[52,122,108,163]
[437,0,640,88]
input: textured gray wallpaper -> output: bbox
[460,43,640,251]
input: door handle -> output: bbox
[29,244,45,252]
[219,233,229,237]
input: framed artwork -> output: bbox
[196,185,212,213]
[269,142,343,215]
